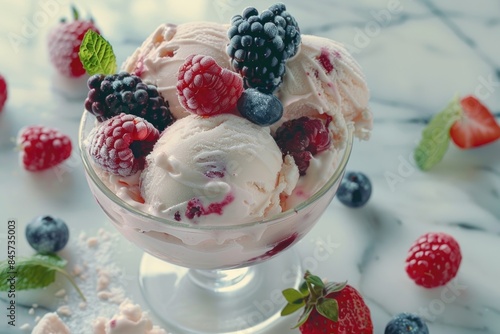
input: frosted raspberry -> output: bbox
[17,125,72,172]
[177,54,243,116]
[89,113,159,176]
[274,116,332,175]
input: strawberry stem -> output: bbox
[71,5,79,21]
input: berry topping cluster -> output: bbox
[227,3,301,93]
[85,72,174,131]
[89,113,159,177]
[274,116,332,175]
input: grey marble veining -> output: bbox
[0,1,499,333]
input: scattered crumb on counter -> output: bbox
[29,229,168,334]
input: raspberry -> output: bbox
[0,74,7,112]
[89,114,159,177]
[274,116,332,175]
[177,54,243,116]
[85,72,174,131]
[405,232,462,288]
[17,126,72,172]
[227,3,301,93]
[47,7,100,78]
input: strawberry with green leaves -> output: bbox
[281,271,373,334]
[48,6,100,78]
[415,95,500,170]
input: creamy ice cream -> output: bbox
[122,22,230,120]
[140,113,298,225]
[278,35,372,140]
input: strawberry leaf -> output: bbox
[414,96,462,171]
[299,281,309,295]
[294,305,314,328]
[316,298,339,322]
[305,273,324,288]
[78,30,117,76]
[281,300,305,316]
[325,281,347,294]
[282,288,305,303]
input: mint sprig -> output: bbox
[0,254,85,301]
[414,96,462,171]
[78,30,116,76]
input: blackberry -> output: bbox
[227,3,301,93]
[84,71,174,131]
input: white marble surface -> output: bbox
[1,0,500,333]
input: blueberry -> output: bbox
[337,171,372,208]
[385,313,429,334]
[25,215,69,254]
[237,88,283,126]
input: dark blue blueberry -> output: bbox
[25,215,69,254]
[237,88,283,126]
[385,313,429,334]
[337,171,372,208]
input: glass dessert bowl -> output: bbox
[79,110,353,333]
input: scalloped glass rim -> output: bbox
[78,111,354,231]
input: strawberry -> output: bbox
[17,125,72,172]
[281,271,373,334]
[47,6,100,78]
[405,232,462,288]
[450,95,500,149]
[0,74,7,112]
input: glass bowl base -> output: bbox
[139,249,302,333]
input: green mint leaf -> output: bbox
[414,96,462,171]
[0,254,86,301]
[316,298,339,322]
[78,30,116,76]
[281,300,305,316]
[282,288,305,303]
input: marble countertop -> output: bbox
[1,0,499,333]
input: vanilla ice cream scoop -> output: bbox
[122,22,230,120]
[278,35,371,140]
[140,113,299,225]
